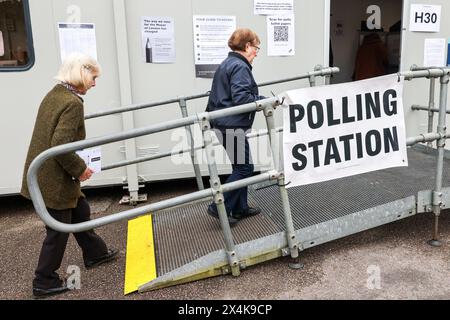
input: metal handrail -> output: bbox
[28,68,450,238]
[84,67,340,120]
[407,66,450,148]
[86,66,340,192]
[27,97,281,233]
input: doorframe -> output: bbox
[324,0,406,74]
[323,0,331,68]
[399,0,408,72]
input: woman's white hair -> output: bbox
[55,52,101,90]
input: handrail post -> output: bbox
[428,72,449,247]
[427,78,436,148]
[198,115,240,276]
[263,101,302,267]
[179,99,205,190]
[309,65,321,87]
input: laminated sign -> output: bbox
[282,75,408,188]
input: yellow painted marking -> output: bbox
[124,214,157,295]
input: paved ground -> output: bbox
[1,179,450,300]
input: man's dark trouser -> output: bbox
[210,127,254,215]
[33,197,108,289]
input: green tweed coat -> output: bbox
[21,84,87,210]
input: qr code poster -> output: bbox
[267,15,295,56]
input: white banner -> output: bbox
[282,75,408,188]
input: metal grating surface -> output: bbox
[152,147,450,276]
[153,200,281,275]
[251,147,450,230]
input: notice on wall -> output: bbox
[267,15,295,56]
[424,38,446,67]
[409,4,441,32]
[193,15,236,78]
[58,23,97,62]
[254,0,294,15]
[141,16,175,64]
[0,31,4,57]
[282,75,408,188]
[76,148,102,173]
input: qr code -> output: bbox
[274,26,289,42]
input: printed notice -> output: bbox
[267,15,295,56]
[254,0,294,15]
[58,23,97,62]
[193,15,236,78]
[142,16,175,64]
[409,4,441,32]
[0,31,4,56]
[424,38,446,67]
[76,148,102,173]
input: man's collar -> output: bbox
[229,52,252,70]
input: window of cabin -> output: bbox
[0,0,34,71]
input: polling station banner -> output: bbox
[282,74,408,188]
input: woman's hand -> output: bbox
[79,167,94,182]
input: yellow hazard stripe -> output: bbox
[124,214,157,295]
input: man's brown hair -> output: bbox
[228,28,260,51]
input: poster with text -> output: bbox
[58,23,97,62]
[423,38,446,67]
[267,15,295,56]
[254,0,294,15]
[142,16,175,64]
[193,15,236,78]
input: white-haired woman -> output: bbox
[21,53,118,299]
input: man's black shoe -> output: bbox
[207,206,238,227]
[233,207,262,220]
[32,283,69,299]
[85,248,119,269]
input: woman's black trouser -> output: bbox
[33,197,108,289]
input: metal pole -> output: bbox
[113,0,140,204]
[427,78,436,148]
[199,116,240,276]
[309,65,322,87]
[179,99,204,190]
[411,105,450,114]
[428,73,449,247]
[263,103,301,267]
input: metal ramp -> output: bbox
[26,66,450,293]
[142,146,450,291]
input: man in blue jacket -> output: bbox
[206,28,265,226]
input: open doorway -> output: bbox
[330,0,403,84]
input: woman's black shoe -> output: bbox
[32,284,69,299]
[85,248,119,269]
[233,207,261,220]
[207,206,238,226]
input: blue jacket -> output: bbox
[206,52,265,129]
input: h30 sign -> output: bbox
[410,4,441,33]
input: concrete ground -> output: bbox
[1,179,450,300]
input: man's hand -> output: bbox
[79,167,94,182]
